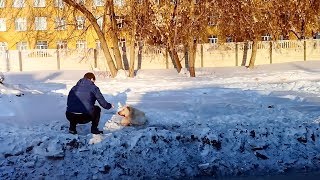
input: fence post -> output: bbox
[201,44,204,67]
[235,43,238,66]
[94,48,98,68]
[304,39,307,61]
[18,50,22,71]
[5,50,10,71]
[269,41,273,64]
[56,48,61,70]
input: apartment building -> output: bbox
[0,0,224,52]
[0,0,127,51]
[2,0,315,52]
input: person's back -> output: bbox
[67,78,98,115]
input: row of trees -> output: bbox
[216,0,320,69]
[3,0,320,77]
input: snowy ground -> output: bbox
[1,61,320,179]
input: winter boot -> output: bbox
[91,129,103,134]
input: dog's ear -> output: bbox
[127,106,135,116]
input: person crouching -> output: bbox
[66,72,114,134]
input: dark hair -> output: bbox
[83,72,96,81]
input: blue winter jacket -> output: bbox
[66,78,112,115]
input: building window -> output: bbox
[150,0,160,5]
[15,17,27,31]
[16,41,28,50]
[208,35,218,44]
[0,42,8,51]
[0,0,5,8]
[226,36,233,43]
[76,40,87,50]
[279,35,289,40]
[76,0,85,4]
[96,16,103,30]
[94,0,104,6]
[262,34,271,41]
[13,0,25,8]
[313,32,320,39]
[0,18,6,31]
[115,16,124,29]
[36,41,48,49]
[34,0,45,7]
[57,40,67,49]
[95,40,101,49]
[76,16,85,30]
[170,0,179,5]
[118,38,126,47]
[54,0,64,8]
[114,0,124,6]
[208,15,217,26]
[35,17,47,30]
[55,17,66,30]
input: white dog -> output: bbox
[117,105,147,126]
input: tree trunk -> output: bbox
[129,26,136,78]
[168,41,182,72]
[168,48,182,72]
[63,0,117,77]
[188,38,196,77]
[110,32,123,70]
[241,41,248,66]
[108,0,123,70]
[188,1,196,77]
[248,39,258,69]
[167,2,182,73]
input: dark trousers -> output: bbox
[65,106,101,131]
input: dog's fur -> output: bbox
[117,105,147,126]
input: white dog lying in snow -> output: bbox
[117,105,147,126]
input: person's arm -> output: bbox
[93,86,112,110]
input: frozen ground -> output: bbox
[1,61,320,179]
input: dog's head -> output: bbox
[117,105,132,117]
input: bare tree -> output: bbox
[144,0,183,72]
[124,0,139,77]
[106,0,124,70]
[63,0,121,77]
[182,0,212,77]
[187,0,197,77]
[215,0,275,69]
[274,0,320,40]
